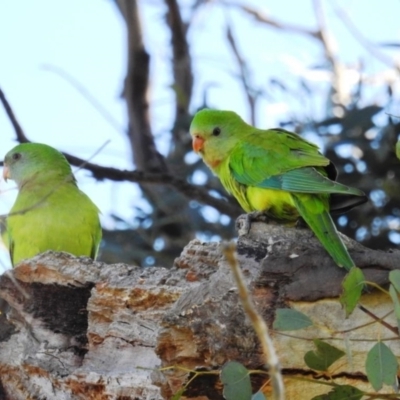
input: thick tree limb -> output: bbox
[165,0,193,121]
[115,0,166,173]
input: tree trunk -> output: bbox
[0,216,399,399]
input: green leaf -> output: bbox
[340,267,364,317]
[389,284,400,333]
[251,392,267,400]
[365,341,398,391]
[304,339,345,371]
[171,387,185,400]
[221,361,252,400]
[311,385,364,400]
[389,270,400,293]
[273,308,313,331]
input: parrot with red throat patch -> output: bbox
[190,108,367,270]
[3,143,102,266]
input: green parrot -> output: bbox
[190,109,367,270]
[3,143,102,266]
[396,139,400,160]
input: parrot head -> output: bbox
[190,109,248,170]
[3,143,74,189]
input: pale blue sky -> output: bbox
[1,0,399,269]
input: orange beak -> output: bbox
[192,135,205,153]
[2,165,9,182]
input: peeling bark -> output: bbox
[0,216,399,399]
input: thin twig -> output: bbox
[333,5,400,72]
[0,88,29,143]
[312,0,345,108]
[222,242,285,400]
[358,305,398,336]
[164,0,193,119]
[226,24,257,125]
[42,64,125,135]
[226,2,319,39]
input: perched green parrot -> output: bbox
[3,143,102,266]
[396,139,400,160]
[190,109,367,270]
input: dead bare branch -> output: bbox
[334,4,400,72]
[228,3,319,39]
[311,0,345,109]
[0,88,29,143]
[226,24,257,125]
[115,0,166,173]
[165,0,193,121]
[42,64,125,135]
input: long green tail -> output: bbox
[292,195,355,270]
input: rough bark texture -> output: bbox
[0,215,399,399]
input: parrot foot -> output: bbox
[236,212,270,236]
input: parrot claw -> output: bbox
[236,212,270,236]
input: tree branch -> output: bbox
[0,88,29,143]
[165,0,193,120]
[42,65,125,135]
[312,0,345,109]
[65,155,241,218]
[0,85,240,218]
[115,0,167,172]
[228,3,319,39]
[334,4,400,72]
[226,24,257,125]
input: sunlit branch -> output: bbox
[223,243,285,400]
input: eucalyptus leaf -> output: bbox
[311,384,363,400]
[221,361,252,400]
[389,270,400,293]
[389,284,400,333]
[273,308,313,331]
[340,267,364,317]
[365,342,398,391]
[304,339,345,371]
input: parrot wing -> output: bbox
[229,131,366,198]
[229,130,329,182]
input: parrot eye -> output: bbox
[212,127,221,136]
[12,153,21,161]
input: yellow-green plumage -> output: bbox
[190,109,367,270]
[3,143,102,266]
